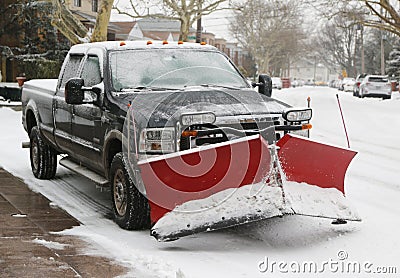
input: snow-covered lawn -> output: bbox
[0,86,399,277]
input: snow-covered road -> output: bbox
[1,87,399,277]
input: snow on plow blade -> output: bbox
[138,134,360,242]
[277,134,360,221]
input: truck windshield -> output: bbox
[109,49,249,91]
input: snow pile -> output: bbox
[32,238,69,250]
[152,179,360,240]
[152,181,292,239]
[0,96,21,107]
[284,181,361,221]
[391,90,400,100]
[0,99,21,106]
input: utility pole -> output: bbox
[381,31,385,75]
[380,6,385,75]
[196,1,203,43]
[196,17,202,43]
[361,25,365,73]
[313,55,316,82]
[354,24,358,77]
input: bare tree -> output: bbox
[316,14,358,77]
[306,0,400,37]
[230,0,305,75]
[113,0,228,41]
[357,0,400,36]
[51,0,114,44]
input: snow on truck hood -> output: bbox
[116,88,290,128]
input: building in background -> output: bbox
[112,21,137,41]
[121,18,245,71]
[67,0,118,40]
[127,18,196,42]
[289,58,338,84]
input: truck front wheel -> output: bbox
[110,152,150,230]
[30,126,57,179]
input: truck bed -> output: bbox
[21,79,58,141]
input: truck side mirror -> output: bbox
[65,78,84,104]
[258,74,272,97]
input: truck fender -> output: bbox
[103,130,123,179]
[24,100,40,134]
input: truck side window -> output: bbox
[81,55,101,87]
[59,54,84,91]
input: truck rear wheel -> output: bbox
[30,126,57,179]
[110,152,150,230]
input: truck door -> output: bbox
[70,54,104,171]
[54,54,84,153]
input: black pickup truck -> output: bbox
[22,41,312,230]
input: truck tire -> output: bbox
[110,152,150,230]
[30,126,57,179]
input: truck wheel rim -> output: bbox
[113,169,127,216]
[31,140,39,171]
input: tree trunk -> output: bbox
[179,18,190,41]
[51,0,89,44]
[91,0,114,42]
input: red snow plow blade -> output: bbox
[138,134,360,242]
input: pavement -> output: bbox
[0,168,127,277]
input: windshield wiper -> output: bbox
[120,86,178,92]
[199,84,243,90]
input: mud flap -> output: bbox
[277,134,361,221]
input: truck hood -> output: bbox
[115,87,290,128]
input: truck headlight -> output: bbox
[283,108,312,122]
[180,112,216,126]
[139,127,175,153]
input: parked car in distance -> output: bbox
[330,80,341,89]
[359,75,391,99]
[340,77,355,92]
[272,77,282,90]
[353,73,367,97]
[305,80,314,86]
[337,79,344,90]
